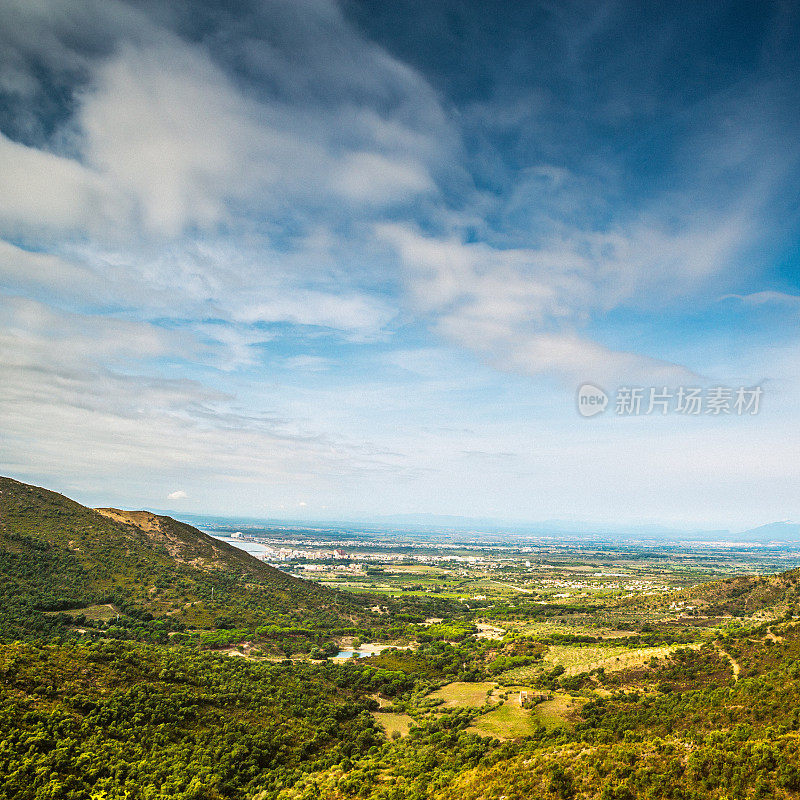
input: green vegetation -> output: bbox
[4,476,800,799]
[0,478,356,621]
[532,694,578,729]
[278,628,800,799]
[0,639,382,800]
[0,477,416,655]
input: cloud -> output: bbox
[0,296,409,500]
[0,240,101,302]
[377,223,706,384]
[721,291,800,307]
[281,356,332,373]
[0,0,442,369]
[333,152,434,203]
[0,0,155,143]
[7,0,754,391]
[0,132,130,237]
[0,0,451,242]
[0,0,799,524]
[0,296,194,370]
[77,33,444,232]
[167,490,187,500]
[233,291,395,337]
[78,41,274,236]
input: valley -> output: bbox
[3,477,800,799]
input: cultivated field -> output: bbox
[499,642,698,683]
[545,643,697,676]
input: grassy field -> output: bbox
[428,681,495,707]
[468,701,533,739]
[467,690,576,739]
[428,681,577,740]
[372,712,416,737]
[534,694,578,729]
[545,643,697,676]
[499,642,698,683]
[45,603,119,621]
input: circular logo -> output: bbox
[576,383,608,417]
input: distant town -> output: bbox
[205,523,800,605]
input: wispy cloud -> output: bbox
[721,291,800,307]
[377,223,712,384]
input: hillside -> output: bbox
[0,476,368,641]
[6,477,800,799]
[739,521,800,542]
[94,507,288,578]
[683,568,800,617]
[0,639,384,800]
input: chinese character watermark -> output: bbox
[577,384,762,418]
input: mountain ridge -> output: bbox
[0,475,367,639]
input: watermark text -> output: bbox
[577,384,762,418]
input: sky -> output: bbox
[1,0,799,530]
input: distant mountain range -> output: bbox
[733,521,800,542]
[174,509,800,543]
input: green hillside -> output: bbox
[684,570,800,617]
[0,638,387,800]
[618,568,800,621]
[5,475,800,799]
[0,476,368,642]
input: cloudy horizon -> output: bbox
[1,0,799,528]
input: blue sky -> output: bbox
[0,0,799,528]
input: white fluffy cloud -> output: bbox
[0,0,441,351]
[0,0,758,388]
[0,132,130,237]
[78,41,275,236]
[0,0,449,241]
[377,223,713,384]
